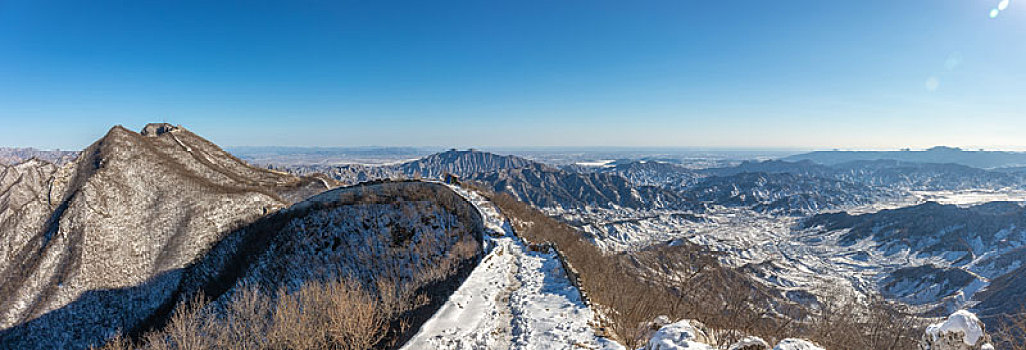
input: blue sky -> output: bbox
[1,0,1023,150]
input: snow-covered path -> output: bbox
[401,186,623,350]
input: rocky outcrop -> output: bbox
[921,310,994,350]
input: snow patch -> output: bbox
[575,160,616,167]
[642,319,714,350]
[772,338,825,350]
[729,336,770,350]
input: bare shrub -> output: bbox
[994,308,1026,350]
[267,279,390,350]
[216,286,273,349]
[803,292,921,350]
[103,279,393,350]
[90,333,131,350]
[160,293,215,350]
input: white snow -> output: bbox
[729,336,770,350]
[642,319,714,350]
[925,310,985,346]
[401,186,623,350]
[772,338,825,350]
[575,160,617,167]
[910,189,1026,206]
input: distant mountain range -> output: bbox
[306,149,693,212]
[284,146,1026,215]
[227,146,438,166]
[0,147,78,166]
[784,146,1026,169]
[467,163,692,211]
[559,157,1026,214]
[273,149,535,184]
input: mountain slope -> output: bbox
[1,180,486,349]
[0,124,332,338]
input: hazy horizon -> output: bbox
[1,1,1023,150]
[7,123,1026,152]
[13,131,1026,154]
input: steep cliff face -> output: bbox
[0,124,332,332]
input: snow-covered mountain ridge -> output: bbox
[402,185,622,350]
[0,124,332,335]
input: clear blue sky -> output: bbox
[1,0,1023,150]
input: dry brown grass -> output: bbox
[95,278,403,350]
